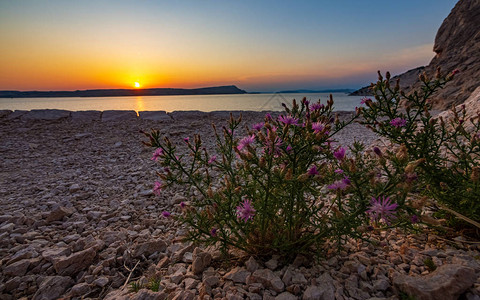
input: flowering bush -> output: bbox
[143,96,419,259]
[361,70,480,225]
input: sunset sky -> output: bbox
[0,0,457,92]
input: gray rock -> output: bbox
[249,268,285,293]
[393,264,477,300]
[22,109,71,121]
[139,111,172,121]
[3,259,31,276]
[104,289,131,300]
[303,286,323,300]
[93,276,109,287]
[315,273,334,299]
[70,282,92,297]
[372,278,390,292]
[169,110,207,120]
[45,207,74,223]
[282,268,294,286]
[53,247,97,276]
[32,276,73,300]
[276,291,298,300]
[71,110,101,122]
[265,257,279,270]
[192,247,212,274]
[291,272,307,285]
[246,256,259,272]
[69,183,82,193]
[184,277,199,290]
[133,240,167,258]
[42,247,71,263]
[203,275,220,287]
[101,110,137,121]
[0,110,12,118]
[223,267,251,284]
[0,223,14,233]
[6,110,27,120]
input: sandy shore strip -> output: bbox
[0,110,478,299]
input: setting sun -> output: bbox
[134,82,140,88]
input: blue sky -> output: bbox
[0,0,458,91]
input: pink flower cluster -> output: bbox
[366,196,398,225]
[151,148,164,161]
[389,118,407,128]
[236,199,256,222]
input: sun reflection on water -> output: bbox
[135,96,145,114]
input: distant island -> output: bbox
[0,85,247,98]
[277,88,355,94]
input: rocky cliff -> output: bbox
[350,66,425,96]
[351,0,480,109]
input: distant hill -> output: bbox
[278,88,355,94]
[0,85,247,98]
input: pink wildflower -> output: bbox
[237,134,255,152]
[373,146,382,157]
[452,69,460,75]
[252,122,264,131]
[411,215,419,224]
[278,115,299,126]
[333,147,346,160]
[286,144,293,152]
[334,169,344,174]
[327,179,349,190]
[311,103,324,111]
[263,136,283,157]
[360,97,372,105]
[308,165,319,176]
[210,228,217,236]
[236,199,256,222]
[312,122,324,133]
[183,137,189,143]
[153,181,163,195]
[151,148,164,161]
[208,155,217,164]
[179,202,186,209]
[366,196,398,225]
[162,211,171,218]
[390,118,407,128]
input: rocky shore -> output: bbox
[0,109,479,300]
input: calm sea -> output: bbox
[0,92,364,112]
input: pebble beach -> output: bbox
[0,109,479,300]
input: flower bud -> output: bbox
[471,167,480,183]
[208,187,214,198]
[285,168,293,180]
[297,173,310,182]
[435,67,441,79]
[396,145,408,162]
[404,158,425,173]
[377,71,383,81]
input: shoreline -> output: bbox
[0,108,358,122]
[0,109,479,299]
